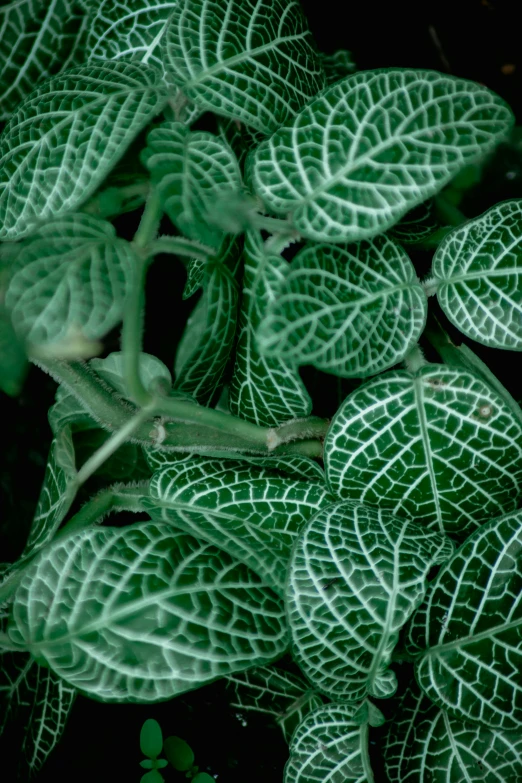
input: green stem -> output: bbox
[434,194,468,227]
[251,213,295,234]
[267,417,330,450]
[148,236,217,260]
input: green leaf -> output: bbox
[406,508,522,731]
[0,0,87,121]
[225,665,323,742]
[161,0,325,134]
[257,235,427,379]
[383,681,522,783]
[140,718,163,759]
[48,383,98,438]
[144,457,334,594]
[287,501,452,701]
[183,257,206,299]
[284,701,384,783]
[324,365,522,536]
[163,735,195,771]
[141,122,243,250]
[7,521,288,702]
[5,214,136,346]
[192,774,214,783]
[91,351,172,399]
[252,69,513,243]
[141,771,164,783]
[0,61,168,240]
[229,230,312,425]
[432,199,522,349]
[319,49,356,85]
[73,429,151,482]
[0,300,28,396]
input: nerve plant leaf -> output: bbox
[432,198,522,349]
[229,230,312,426]
[0,61,168,240]
[91,351,172,398]
[287,502,452,701]
[257,235,427,379]
[324,365,522,536]
[252,69,513,243]
[406,508,522,731]
[7,522,288,702]
[145,458,334,594]
[383,681,522,783]
[226,665,323,743]
[284,701,385,783]
[161,0,325,134]
[390,199,439,245]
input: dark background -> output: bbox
[2,0,522,780]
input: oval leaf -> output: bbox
[90,351,172,398]
[163,735,195,771]
[140,718,163,759]
[252,69,513,243]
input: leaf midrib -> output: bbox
[423,613,522,656]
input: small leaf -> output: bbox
[90,352,172,399]
[163,736,195,771]
[140,718,163,759]
[141,771,164,783]
[192,774,215,783]
[183,257,206,299]
[252,69,513,243]
[432,198,522,349]
[257,235,427,379]
[319,49,356,84]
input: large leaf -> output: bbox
[161,0,325,134]
[432,199,522,349]
[383,681,522,783]
[406,508,522,731]
[324,365,522,536]
[226,665,323,742]
[0,61,167,240]
[229,230,312,425]
[252,69,513,243]
[5,214,136,346]
[287,501,452,701]
[8,521,288,702]
[284,701,385,783]
[257,235,427,379]
[145,457,334,594]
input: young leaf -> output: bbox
[140,718,163,759]
[91,352,172,399]
[0,300,28,396]
[0,61,168,240]
[252,69,514,243]
[229,230,312,426]
[406,508,522,731]
[145,458,334,594]
[286,501,452,701]
[183,257,206,299]
[319,49,356,85]
[257,235,427,379]
[161,0,325,134]
[324,365,522,535]
[226,665,323,742]
[163,735,195,771]
[5,214,136,346]
[7,522,288,702]
[432,198,522,349]
[284,701,385,783]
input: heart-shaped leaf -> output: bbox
[287,501,452,701]
[252,69,513,243]
[324,365,522,535]
[8,522,288,702]
[257,235,427,378]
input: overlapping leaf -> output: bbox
[0,61,168,240]
[5,214,136,346]
[226,665,323,742]
[284,701,385,783]
[287,501,452,701]
[252,69,513,243]
[319,49,356,85]
[8,521,288,702]
[161,0,325,133]
[324,365,522,535]
[406,508,522,731]
[432,199,522,349]
[145,458,333,593]
[257,235,427,379]
[390,199,439,245]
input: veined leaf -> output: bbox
[432,199,522,349]
[383,681,522,783]
[406,508,522,731]
[0,61,168,240]
[287,501,452,701]
[161,0,325,134]
[0,0,86,121]
[145,458,334,594]
[284,701,385,783]
[5,214,136,346]
[8,521,288,702]
[183,257,206,299]
[91,351,172,398]
[390,199,439,245]
[252,69,513,243]
[229,230,312,426]
[257,235,427,379]
[319,49,356,85]
[48,383,98,438]
[324,365,522,535]
[141,121,242,250]
[226,665,323,743]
